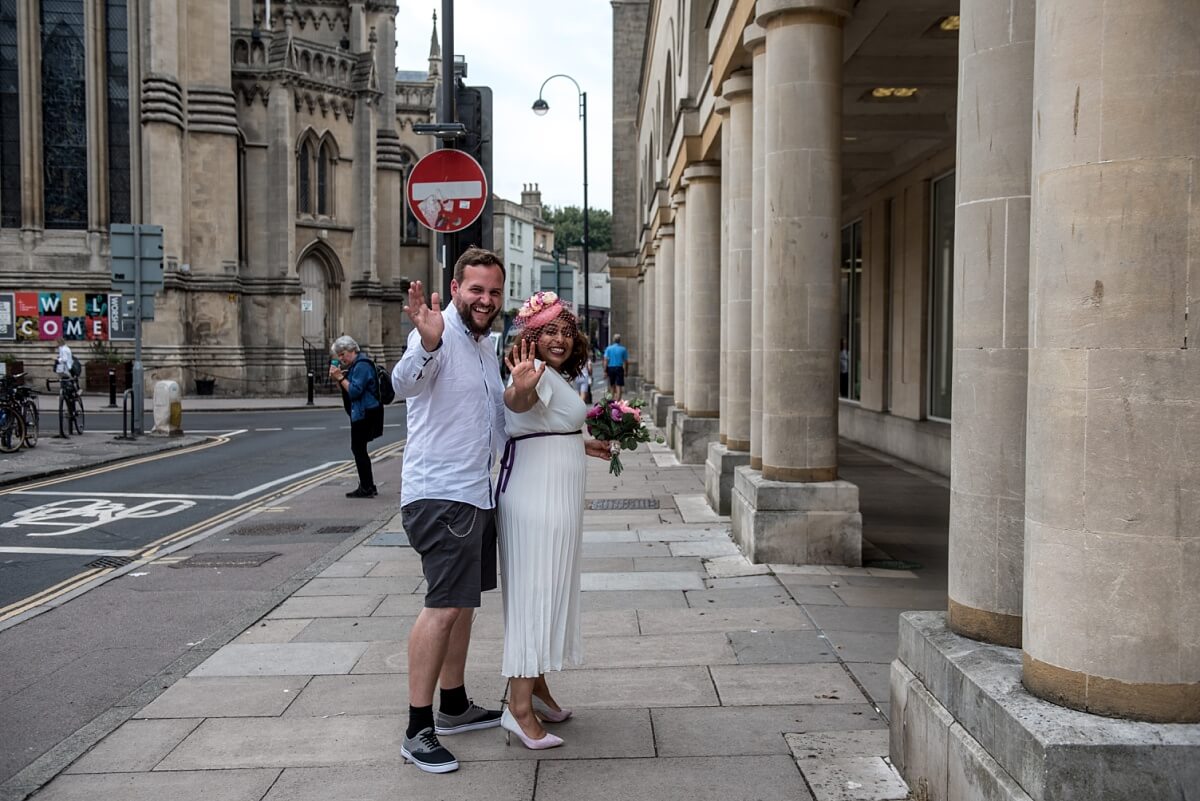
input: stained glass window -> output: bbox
[41,0,88,229]
[0,0,19,228]
[297,141,311,214]
[106,0,130,224]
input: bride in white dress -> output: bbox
[495,293,611,749]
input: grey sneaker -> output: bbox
[401,727,459,773]
[435,701,503,735]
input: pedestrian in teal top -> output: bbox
[603,334,629,401]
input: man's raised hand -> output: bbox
[404,280,444,352]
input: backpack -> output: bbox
[69,357,82,378]
[360,357,394,405]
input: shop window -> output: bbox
[928,171,955,420]
[840,219,863,401]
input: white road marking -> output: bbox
[0,546,138,556]
[255,428,283,431]
[293,427,327,431]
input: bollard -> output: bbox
[107,369,118,408]
[307,371,314,406]
[151,381,184,436]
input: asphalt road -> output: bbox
[0,407,408,786]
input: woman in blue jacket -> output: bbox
[329,335,383,498]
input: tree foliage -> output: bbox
[544,205,612,254]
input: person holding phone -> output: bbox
[329,335,382,498]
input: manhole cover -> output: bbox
[317,525,360,534]
[86,555,134,569]
[174,552,280,569]
[586,498,661,511]
[230,523,301,536]
[865,559,923,571]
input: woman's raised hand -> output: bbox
[404,280,444,351]
[506,336,546,396]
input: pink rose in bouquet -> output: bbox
[585,396,661,476]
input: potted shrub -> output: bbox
[85,341,132,392]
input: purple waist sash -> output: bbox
[495,431,582,502]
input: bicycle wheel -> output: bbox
[70,395,85,435]
[21,399,38,448]
[0,406,25,453]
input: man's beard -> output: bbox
[454,296,499,336]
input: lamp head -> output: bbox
[531,98,550,116]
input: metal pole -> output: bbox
[132,226,144,435]
[107,368,117,408]
[306,371,314,406]
[440,0,456,300]
[581,91,590,345]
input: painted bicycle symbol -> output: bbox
[1,498,197,537]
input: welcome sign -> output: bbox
[0,292,131,341]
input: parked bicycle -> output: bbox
[0,373,39,448]
[47,376,85,437]
[0,388,26,453]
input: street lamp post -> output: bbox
[532,75,590,351]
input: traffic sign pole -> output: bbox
[132,225,143,436]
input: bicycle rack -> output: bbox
[116,389,137,440]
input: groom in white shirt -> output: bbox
[391,247,508,774]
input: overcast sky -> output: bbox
[394,1,614,213]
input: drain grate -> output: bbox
[317,525,360,535]
[173,552,280,569]
[230,523,301,536]
[86,555,134,569]
[586,498,661,511]
[865,559,923,571]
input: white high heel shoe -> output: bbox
[500,708,564,750]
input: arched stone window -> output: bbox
[317,137,336,216]
[398,147,423,244]
[297,138,312,214]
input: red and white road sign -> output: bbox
[406,150,488,234]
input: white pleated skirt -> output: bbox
[496,433,587,678]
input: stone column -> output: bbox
[706,71,754,515]
[668,188,688,448]
[731,0,860,566]
[1022,0,1200,723]
[946,0,1034,649]
[653,224,676,426]
[745,23,767,470]
[676,162,721,464]
[716,99,731,444]
[642,255,656,388]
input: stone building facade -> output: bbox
[0,0,441,392]
[615,0,1199,798]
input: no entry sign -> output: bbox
[406,149,488,234]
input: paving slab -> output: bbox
[580,590,689,611]
[156,715,402,770]
[363,562,425,578]
[316,560,378,578]
[562,633,736,669]
[580,556,636,572]
[292,576,423,596]
[824,630,900,664]
[136,676,310,719]
[673,494,730,524]
[32,769,280,801]
[536,666,718,708]
[581,571,705,591]
[291,616,415,642]
[267,595,384,619]
[727,630,840,664]
[232,618,314,644]
[787,728,890,760]
[669,540,741,558]
[633,556,706,572]
[581,530,642,543]
[284,671,507,717]
[638,528,729,542]
[535,755,812,801]
[705,574,780,589]
[189,642,369,677]
[581,541,672,558]
[704,555,773,578]
[652,705,886,757]
[845,662,892,707]
[369,593,429,616]
[64,718,202,773]
[797,757,910,801]
[710,664,868,706]
[804,605,905,634]
[449,708,654,761]
[685,586,794,608]
[261,763,537,801]
[783,584,847,605]
[829,585,946,609]
[637,606,812,635]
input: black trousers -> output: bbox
[349,416,376,490]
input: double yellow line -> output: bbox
[0,437,406,625]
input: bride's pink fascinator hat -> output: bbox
[512,291,576,331]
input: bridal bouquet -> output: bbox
[586,397,659,477]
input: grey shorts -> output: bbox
[400,499,497,608]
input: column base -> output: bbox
[729,466,861,565]
[673,413,720,464]
[891,612,1200,801]
[650,392,674,428]
[666,406,684,449]
[705,442,751,515]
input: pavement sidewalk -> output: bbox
[16,431,949,801]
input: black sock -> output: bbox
[407,704,434,738]
[439,684,469,716]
